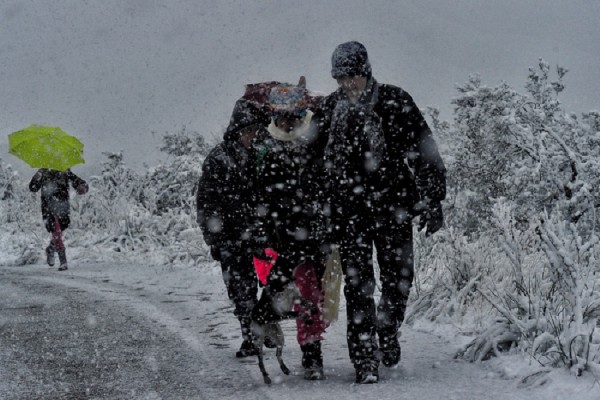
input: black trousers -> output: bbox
[43,212,70,233]
[219,249,259,339]
[338,223,414,365]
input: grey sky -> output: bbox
[2,0,599,176]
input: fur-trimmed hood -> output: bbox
[266,110,316,147]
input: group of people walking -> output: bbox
[197,41,446,384]
[23,40,444,385]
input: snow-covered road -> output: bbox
[0,266,259,399]
[0,263,596,400]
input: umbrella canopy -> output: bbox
[8,125,85,171]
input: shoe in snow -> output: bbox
[57,248,68,269]
[380,335,401,367]
[45,245,56,267]
[304,366,325,380]
[301,341,325,380]
[235,340,258,358]
[355,360,379,384]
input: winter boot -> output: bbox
[57,249,68,271]
[236,318,258,358]
[45,244,56,267]
[301,341,325,380]
[379,329,401,368]
[355,359,379,384]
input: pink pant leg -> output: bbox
[294,261,329,345]
[52,217,65,250]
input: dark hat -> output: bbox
[331,41,372,79]
[224,99,270,141]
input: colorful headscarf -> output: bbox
[267,84,309,116]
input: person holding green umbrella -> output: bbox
[29,168,88,270]
[8,125,89,270]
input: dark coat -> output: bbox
[253,133,326,262]
[196,132,263,260]
[29,169,88,232]
[314,78,446,238]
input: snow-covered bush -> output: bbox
[150,126,208,215]
[0,160,31,222]
[73,142,209,261]
[159,125,211,158]
[0,160,45,265]
[76,152,148,231]
[414,60,600,374]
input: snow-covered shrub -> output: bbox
[143,128,211,262]
[150,127,208,215]
[147,156,204,216]
[0,160,31,223]
[416,60,600,374]
[536,216,599,373]
[76,152,147,229]
[0,160,40,265]
[408,227,499,330]
[73,131,212,261]
[159,125,211,158]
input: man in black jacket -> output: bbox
[196,99,270,358]
[29,168,89,270]
[315,41,446,383]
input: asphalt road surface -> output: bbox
[0,265,268,400]
[2,264,596,400]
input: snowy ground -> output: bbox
[1,260,598,400]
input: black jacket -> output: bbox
[196,133,261,258]
[315,78,446,235]
[253,133,326,261]
[29,169,87,220]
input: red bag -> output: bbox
[253,248,279,285]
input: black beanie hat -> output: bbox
[331,41,372,79]
[224,99,270,141]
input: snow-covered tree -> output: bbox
[415,60,600,373]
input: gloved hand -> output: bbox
[76,184,89,195]
[252,247,271,261]
[265,255,294,293]
[417,202,444,236]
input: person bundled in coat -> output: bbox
[196,98,271,358]
[314,41,447,384]
[29,168,89,271]
[252,82,330,380]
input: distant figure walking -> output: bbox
[29,168,89,271]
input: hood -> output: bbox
[224,99,270,142]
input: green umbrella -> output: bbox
[8,125,85,171]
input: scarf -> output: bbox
[323,79,386,194]
[266,110,315,145]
